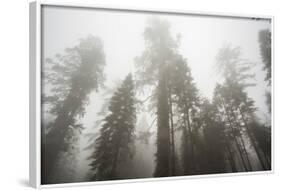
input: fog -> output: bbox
[41,5,271,183]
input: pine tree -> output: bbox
[135,18,177,177]
[255,29,272,166]
[169,56,200,175]
[89,74,136,180]
[258,29,271,85]
[250,122,271,168]
[214,44,271,171]
[41,35,106,184]
[258,29,272,114]
[213,84,252,171]
[135,18,201,176]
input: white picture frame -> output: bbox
[29,1,274,188]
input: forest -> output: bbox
[41,8,272,185]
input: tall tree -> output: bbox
[135,18,201,176]
[213,83,252,171]
[135,18,178,177]
[250,121,271,168]
[169,56,199,175]
[89,74,136,180]
[214,44,255,171]
[41,35,106,184]
[258,29,272,114]
[214,44,271,171]
[258,29,271,84]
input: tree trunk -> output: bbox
[168,92,176,176]
[229,107,253,171]
[182,119,189,174]
[111,146,120,179]
[238,107,270,170]
[225,142,238,172]
[154,67,170,177]
[220,97,248,171]
[42,92,83,184]
[182,103,195,175]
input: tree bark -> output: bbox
[229,107,253,171]
[168,92,176,176]
[225,141,238,172]
[238,107,269,170]
[154,67,170,177]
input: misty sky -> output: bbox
[42,5,271,179]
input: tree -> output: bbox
[89,74,136,180]
[214,44,271,171]
[258,29,271,84]
[135,18,201,176]
[258,29,272,114]
[199,100,226,173]
[49,126,82,183]
[258,29,271,113]
[169,56,200,175]
[213,83,253,171]
[41,35,106,184]
[135,18,177,177]
[250,122,271,168]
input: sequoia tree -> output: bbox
[135,18,177,177]
[41,35,106,184]
[135,18,200,176]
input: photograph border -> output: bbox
[29,1,274,188]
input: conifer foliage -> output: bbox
[89,74,136,180]
[258,29,271,84]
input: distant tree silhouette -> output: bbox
[258,29,271,84]
[258,29,272,114]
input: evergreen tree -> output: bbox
[199,100,226,173]
[135,18,177,177]
[258,29,272,114]
[213,83,252,171]
[258,29,271,84]
[250,122,271,168]
[135,18,200,176]
[169,56,200,175]
[214,44,271,171]
[41,35,106,184]
[89,74,136,180]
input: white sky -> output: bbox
[42,5,271,121]
[42,5,271,180]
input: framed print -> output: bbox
[29,1,273,188]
